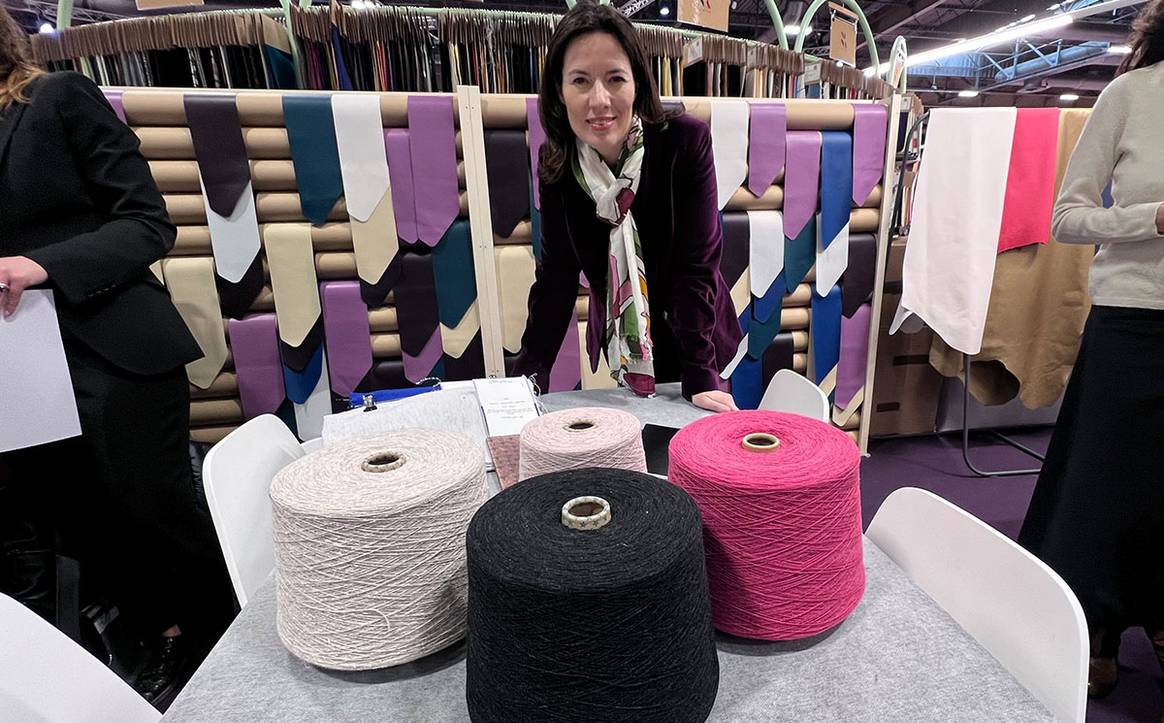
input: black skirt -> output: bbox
[1019,305,1164,631]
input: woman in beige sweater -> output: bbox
[1018,0,1164,700]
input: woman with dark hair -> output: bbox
[0,6,233,707]
[512,1,742,412]
[1017,0,1164,700]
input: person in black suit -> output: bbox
[0,9,233,706]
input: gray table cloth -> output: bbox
[165,386,1051,722]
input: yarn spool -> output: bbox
[518,407,647,481]
[270,430,487,670]
[669,411,864,641]
[465,468,719,722]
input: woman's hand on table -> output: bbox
[692,390,738,413]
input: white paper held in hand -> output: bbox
[0,290,82,453]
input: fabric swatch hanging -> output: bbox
[229,313,287,419]
[319,281,374,399]
[484,130,531,239]
[747,102,786,196]
[394,249,444,383]
[783,131,822,242]
[407,96,460,245]
[284,95,345,226]
[185,92,264,319]
[851,104,888,205]
[811,284,843,389]
[710,101,749,210]
[817,131,853,294]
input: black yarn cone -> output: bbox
[465,468,719,722]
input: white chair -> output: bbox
[202,415,307,608]
[300,436,324,454]
[866,487,1088,723]
[757,368,830,422]
[0,593,161,722]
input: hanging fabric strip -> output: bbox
[395,249,443,382]
[319,281,373,398]
[549,317,582,393]
[835,302,871,409]
[710,100,749,210]
[198,176,262,286]
[890,108,1017,355]
[332,93,391,223]
[357,360,407,393]
[997,108,1060,253]
[785,215,815,293]
[384,128,418,243]
[184,94,250,219]
[851,104,888,205]
[578,321,617,390]
[747,284,785,359]
[746,210,784,320]
[407,96,460,245]
[441,302,481,360]
[293,348,332,440]
[283,343,324,405]
[747,102,786,197]
[841,234,877,318]
[284,95,344,226]
[162,257,229,390]
[351,187,401,291]
[431,219,477,329]
[444,332,485,381]
[730,313,763,410]
[484,130,531,238]
[811,283,842,386]
[817,131,853,295]
[495,245,537,354]
[527,97,546,209]
[719,212,750,290]
[103,89,127,124]
[263,223,323,362]
[216,257,264,321]
[760,332,796,391]
[403,326,442,384]
[783,131,822,240]
[228,313,286,419]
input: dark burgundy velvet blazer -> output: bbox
[512,114,743,399]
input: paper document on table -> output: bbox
[472,377,541,437]
[0,290,82,453]
[321,387,491,468]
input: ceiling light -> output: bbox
[659,5,671,16]
[38,22,54,33]
[1020,14,1036,22]
[958,89,980,98]
[785,24,812,36]
[1108,44,1132,54]
[865,0,1144,77]
[1060,93,1080,101]
[900,15,1073,70]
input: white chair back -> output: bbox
[758,368,830,422]
[0,593,161,723]
[866,487,1088,722]
[202,414,306,608]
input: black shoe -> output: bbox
[132,635,191,708]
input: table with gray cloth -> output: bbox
[165,386,1051,722]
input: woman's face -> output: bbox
[561,31,636,164]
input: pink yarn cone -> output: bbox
[669,411,864,640]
